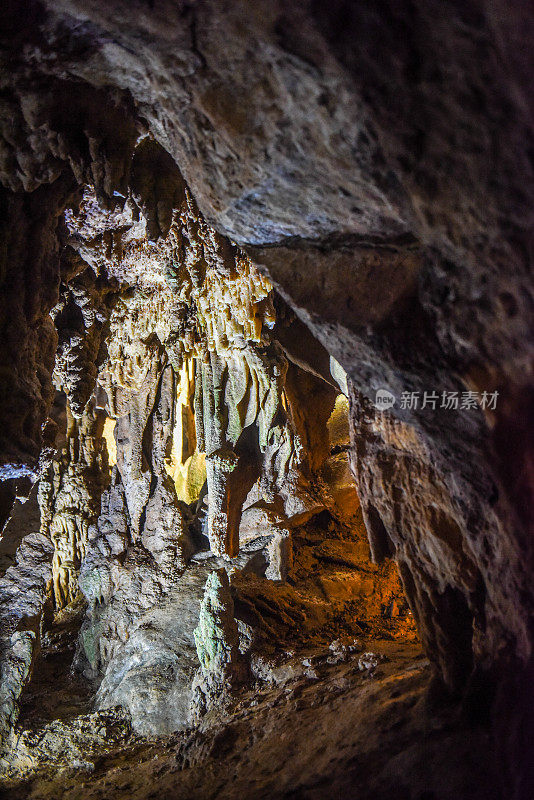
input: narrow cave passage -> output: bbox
[0,3,533,799]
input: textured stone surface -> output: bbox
[0,485,54,756]
[1,641,503,800]
[191,568,244,720]
[95,569,208,736]
[39,400,109,609]
[0,1,532,795]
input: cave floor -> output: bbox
[4,636,500,800]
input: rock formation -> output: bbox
[0,1,532,798]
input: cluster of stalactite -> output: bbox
[22,178,337,710]
[51,180,318,580]
[13,170,400,748]
[0,135,446,762]
[38,400,109,610]
[174,246,295,558]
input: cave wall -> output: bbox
[0,0,532,781]
[1,173,377,743]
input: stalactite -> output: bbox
[38,400,109,610]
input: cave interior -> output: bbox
[0,2,533,799]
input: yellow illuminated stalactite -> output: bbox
[40,404,108,610]
[165,359,206,504]
[91,193,283,557]
[102,417,117,466]
[161,256,274,511]
[182,255,273,359]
